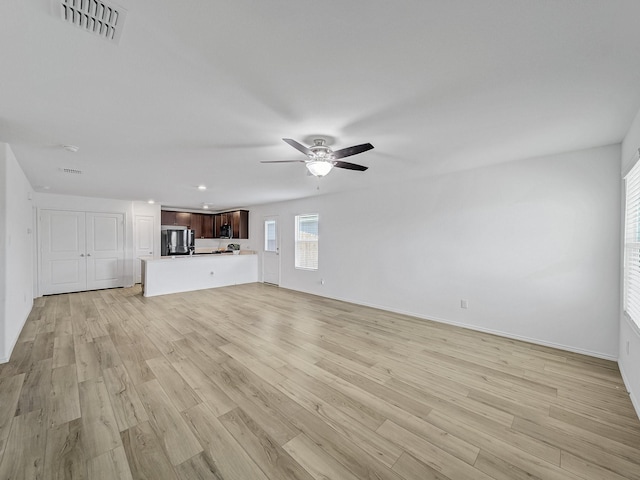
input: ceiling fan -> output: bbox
[261,138,374,177]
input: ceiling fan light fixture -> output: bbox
[306,160,334,177]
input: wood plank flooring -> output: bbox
[0,283,639,479]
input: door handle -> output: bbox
[80,254,85,257]
[87,253,91,257]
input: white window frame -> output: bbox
[295,214,319,270]
[624,155,640,329]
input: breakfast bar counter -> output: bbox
[141,252,258,297]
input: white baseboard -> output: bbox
[1,305,32,365]
[286,286,617,361]
[618,362,640,420]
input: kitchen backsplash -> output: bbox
[195,238,252,251]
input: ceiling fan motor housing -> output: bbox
[309,139,334,161]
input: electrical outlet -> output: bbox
[461,299,468,309]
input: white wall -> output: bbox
[0,144,34,363]
[620,107,640,417]
[251,144,621,359]
[33,192,137,295]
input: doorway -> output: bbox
[134,215,155,284]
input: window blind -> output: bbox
[624,156,640,328]
[295,214,318,270]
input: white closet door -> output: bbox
[40,210,87,295]
[134,215,155,284]
[86,212,124,290]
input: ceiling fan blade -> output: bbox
[333,161,368,171]
[332,143,374,159]
[260,160,306,163]
[282,138,313,156]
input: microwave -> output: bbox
[220,223,232,238]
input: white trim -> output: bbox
[619,360,640,420]
[0,308,30,364]
[623,310,640,337]
[620,313,640,419]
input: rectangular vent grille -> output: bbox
[58,0,127,43]
[59,167,83,175]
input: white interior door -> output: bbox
[263,216,280,285]
[134,215,155,283]
[86,212,124,290]
[40,210,87,295]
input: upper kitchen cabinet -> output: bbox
[161,210,176,226]
[163,209,247,239]
[161,210,192,227]
[214,210,249,239]
[214,214,226,238]
[175,212,192,227]
[202,215,214,238]
[191,213,204,238]
[231,210,249,239]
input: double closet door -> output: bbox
[40,210,125,295]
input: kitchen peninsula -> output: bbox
[141,252,258,297]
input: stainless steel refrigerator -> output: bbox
[161,229,195,256]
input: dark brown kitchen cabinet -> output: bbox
[161,210,192,227]
[161,210,177,225]
[163,209,247,239]
[213,210,249,239]
[231,210,249,239]
[190,213,204,238]
[202,215,214,238]
[213,214,226,238]
[175,212,192,227]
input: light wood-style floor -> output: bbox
[0,283,639,479]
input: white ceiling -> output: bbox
[2,1,640,211]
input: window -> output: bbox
[624,158,640,328]
[295,214,319,270]
[264,219,277,252]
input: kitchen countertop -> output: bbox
[143,251,256,262]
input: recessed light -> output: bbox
[148,200,155,204]
[197,185,207,191]
[62,145,79,153]
[203,205,209,209]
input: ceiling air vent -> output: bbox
[59,167,83,175]
[57,0,127,44]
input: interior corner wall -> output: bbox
[250,144,621,360]
[0,143,35,363]
[619,106,640,417]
